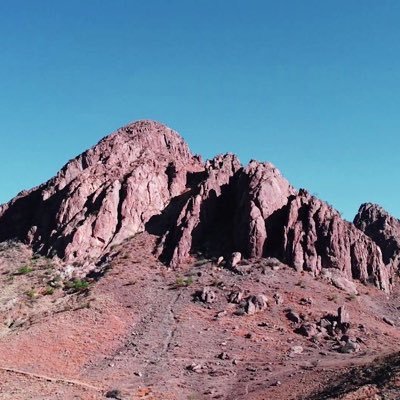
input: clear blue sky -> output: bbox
[1,0,399,220]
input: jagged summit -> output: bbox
[0,120,203,262]
[0,120,398,292]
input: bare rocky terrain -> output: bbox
[0,120,400,399]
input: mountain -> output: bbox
[0,120,396,291]
[1,120,400,400]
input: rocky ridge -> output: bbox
[0,120,398,293]
[354,203,400,272]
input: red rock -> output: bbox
[270,190,392,292]
[233,160,295,258]
[0,120,395,293]
[0,121,203,262]
[354,203,400,270]
[158,153,242,267]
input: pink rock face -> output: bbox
[234,160,295,258]
[271,190,392,292]
[157,156,295,267]
[0,121,203,261]
[354,203,400,270]
[157,153,242,267]
[0,120,395,292]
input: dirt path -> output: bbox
[0,366,102,392]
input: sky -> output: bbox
[0,0,399,220]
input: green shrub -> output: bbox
[15,265,33,275]
[26,289,37,299]
[44,286,55,296]
[175,276,193,287]
[66,279,90,292]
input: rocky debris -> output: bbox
[354,203,400,269]
[338,305,350,327]
[218,352,230,360]
[216,256,224,266]
[286,310,302,324]
[244,294,269,315]
[291,305,353,342]
[383,317,395,327]
[229,252,242,268]
[289,345,304,355]
[196,287,216,303]
[322,269,359,295]
[299,297,313,306]
[339,340,361,354]
[105,389,123,399]
[186,363,203,373]
[215,310,227,319]
[227,289,244,304]
[273,292,284,305]
[295,323,318,338]
[273,190,393,292]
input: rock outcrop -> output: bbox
[354,203,400,271]
[0,121,203,261]
[0,119,396,292]
[265,190,392,292]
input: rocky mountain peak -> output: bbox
[0,120,203,262]
[0,120,398,293]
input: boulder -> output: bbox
[295,323,318,338]
[230,252,242,268]
[228,290,244,304]
[197,287,216,304]
[245,294,268,315]
[286,310,302,324]
[339,340,360,354]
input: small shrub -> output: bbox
[43,286,55,296]
[66,279,90,292]
[26,289,37,299]
[15,265,33,275]
[175,276,194,288]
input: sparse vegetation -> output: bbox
[43,286,55,295]
[26,289,38,299]
[175,276,194,288]
[15,265,33,275]
[66,279,90,292]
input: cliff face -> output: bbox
[354,203,400,273]
[0,120,203,261]
[268,191,392,292]
[0,120,396,292]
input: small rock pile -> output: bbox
[288,305,362,354]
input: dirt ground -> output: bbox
[1,234,400,399]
